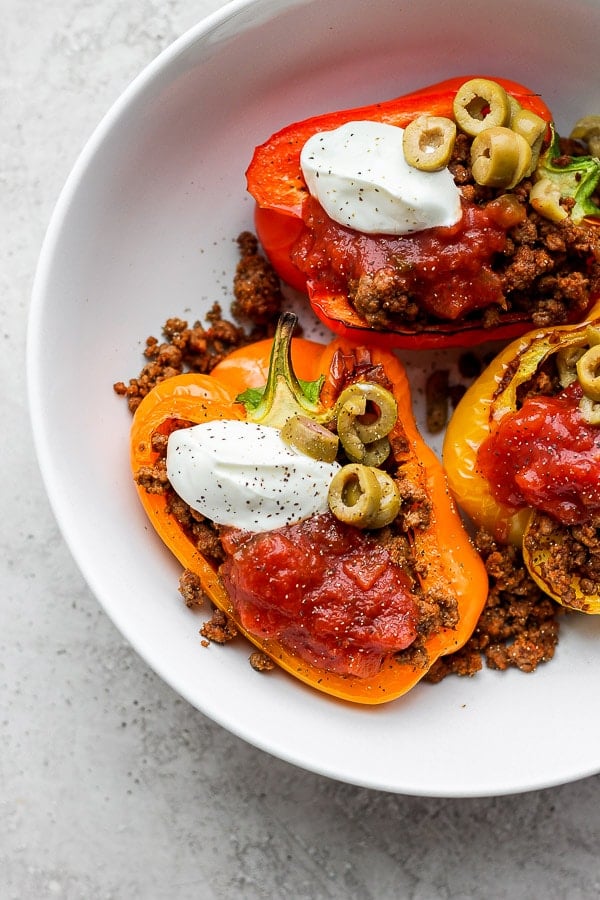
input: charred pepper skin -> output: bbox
[130,325,488,704]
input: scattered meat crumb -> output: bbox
[425,529,561,683]
[178,569,207,609]
[200,607,238,644]
[113,234,283,412]
[249,651,275,672]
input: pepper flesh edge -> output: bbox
[247,75,552,217]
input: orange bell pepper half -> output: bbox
[130,321,488,703]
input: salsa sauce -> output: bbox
[220,512,419,678]
[290,197,510,321]
[478,382,600,525]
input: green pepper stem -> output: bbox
[237,312,328,429]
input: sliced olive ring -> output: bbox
[327,464,382,528]
[576,344,600,401]
[366,469,401,529]
[403,115,456,171]
[529,176,567,222]
[335,382,397,466]
[453,78,511,137]
[280,414,339,462]
[510,108,547,176]
[570,115,600,157]
[579,395,600,426]
[556,345,585,387]
[471,126,532,189]
[327,464,400,529]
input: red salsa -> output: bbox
[478,382,600,525]
[220,511,419,678]
[290,197,509,321]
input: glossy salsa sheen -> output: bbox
[290,197,512,321]
[478,383,600,525]
[220,511,419,678]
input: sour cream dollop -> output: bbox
[166,419,341,533]
[300,120,462,235]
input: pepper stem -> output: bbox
[237,312,328,429]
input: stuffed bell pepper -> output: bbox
[130,313,488,703]
[247,77,600,348]
[443,301,600,614]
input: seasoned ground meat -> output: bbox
[114,235,282,412]
[231,232,283,325]
[425,530,560,682]
[113,304,245,413]
[199,607,238,644]
[178,569,206,608]
[523,513,600,611]
[344,132,600,333]
[249,651,275,672]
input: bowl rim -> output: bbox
[26,0,600,798]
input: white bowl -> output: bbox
[28,0,600,797]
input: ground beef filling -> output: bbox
[524,513,600,610]
[113,233,282,413]
[293,132,600,333]
[426,530,561,681]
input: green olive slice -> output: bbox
[336,382,397,443]
[366,470,401,529]
[453,78,511,137]
[510,108,547,175]
[579,395,600,426]
[529,176,568,222]
[556,345,585,388]
[280,415,339,462]
[327,464,381,527]
[335,382,397,465]
[576,344,600,401]
[570,115,600,157]
[403,115,456,171]
[471,126,532,189]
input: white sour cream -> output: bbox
[166,419,340,533]
[300,120,462,235]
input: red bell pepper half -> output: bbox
[246,76,600,349]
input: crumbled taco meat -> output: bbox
[231,231,283,324]
[178,569,206,609]
[348,132,600,332]
[199,607,238,644]
[523,514,600,610]
[249,651,276,672]
[426,530,561,682]
[113,233,281,412]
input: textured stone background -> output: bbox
[4,1,600,897]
